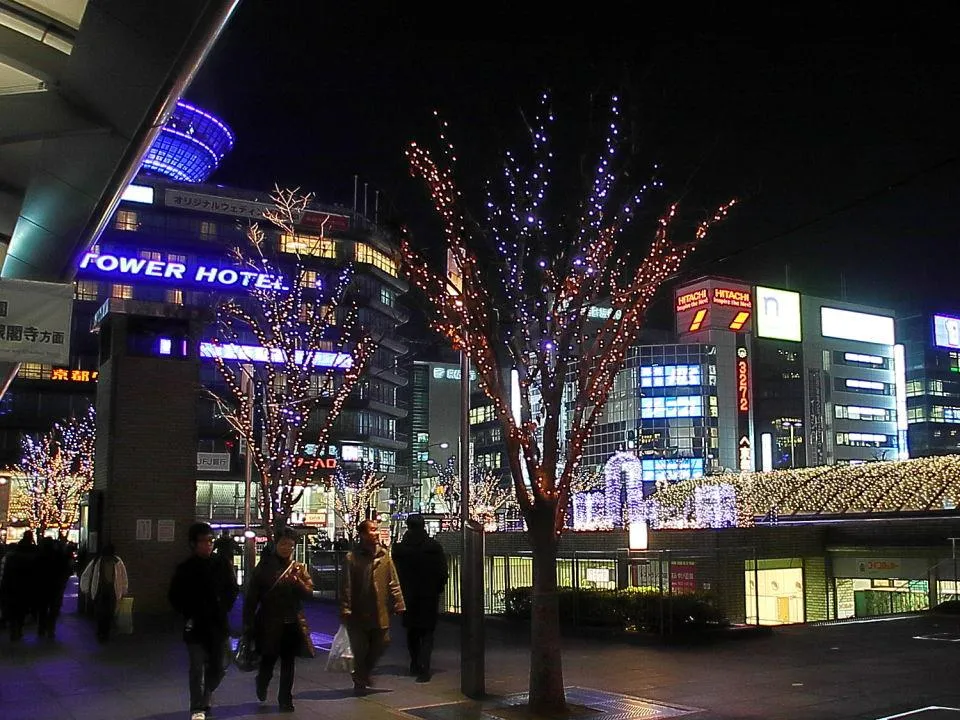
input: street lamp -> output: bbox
[415,441,450,513]
[781,420,802,468]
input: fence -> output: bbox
[309,545,753,631]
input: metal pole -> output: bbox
[789,424,796,468]
[459,339,484,698]
[241,365,256,580]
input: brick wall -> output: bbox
[95,343,198,613]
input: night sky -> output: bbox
[188,2,960,327]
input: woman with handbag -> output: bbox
[243,528,314,713]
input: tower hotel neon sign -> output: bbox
[77,251,290,291]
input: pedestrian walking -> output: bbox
[340,519,405,695]
[0,531,38,642]
[169,522,239,720]
[243,528,314,713]
[79,542,128,643]
[34,536,72,639]
[392,513,448,682]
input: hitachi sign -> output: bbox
[77,252,290,291]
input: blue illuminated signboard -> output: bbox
[934,314,960,349]
[77,252,289,291]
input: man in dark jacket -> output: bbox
[391,514,448,682]
[169,523,239,720]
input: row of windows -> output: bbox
[639,364,702,387]
[476,452,502,469]
[640,396,704,418]
[470,404,497,425]
[835,432,895,448]
[640,458,705,483]
[839,378,890,395]
[834,405,894,422]
[112,210,399,277]
[907,406,960,424]
[906,379,960,398]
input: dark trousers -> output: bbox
[346,625,389,685]
[257,623,300,706]
[93,590,116,642]
[406,627,435,674]
[3,600,27,641]
[187,636,228,712]
[37,589,64,638]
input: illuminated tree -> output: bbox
[13,405,96,536]
[434,461,514,530]
[331,465,384,541]
[207,188,376,533]
[403,94,734,712]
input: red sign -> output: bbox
[670,562,697,594]
[676,288,709,312]
[737,359,749,412]
[300,210,350,233]
[712,287,753,309]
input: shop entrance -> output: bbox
[745,558,804,625]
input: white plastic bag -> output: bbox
[325,624,353,672]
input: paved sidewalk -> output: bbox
[3,579,960,719]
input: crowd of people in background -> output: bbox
[0,531,75,641]
[1,519,451,719]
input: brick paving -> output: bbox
[3,579,960,719]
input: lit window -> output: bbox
[111,284,134,299]
[138,249,162,261]
[380,287,395,307]
[18,363,49,380]
[300,270,319,289]
[115,210,139,231]
[200,221,217,242]
[168,253,187,264]
[640,364,702,387]
[166,289,183,305]
[355,242,398,276]
[74,280,98,301]
[280,233,336,258]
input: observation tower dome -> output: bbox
[140,100,234,183]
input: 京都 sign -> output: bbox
[77,251,289,291]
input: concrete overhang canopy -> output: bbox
[0,0,240,283]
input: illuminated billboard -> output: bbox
[755,287,801,341]
[821,307,894,345]
[675,278,753,337]
[934,314,960,349]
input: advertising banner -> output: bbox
[755,286,802,341]
[0,279,73,365]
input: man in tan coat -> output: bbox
[340,519,405,695]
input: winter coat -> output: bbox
[243,552,314,658]
[79,554,128,603]
[168,554,239,645]
[340,544,405,630]
[392,529,448,630]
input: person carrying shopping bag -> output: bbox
[243,528,314,713]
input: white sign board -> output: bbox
[157,520,176,542]
[821,307,895,345]
[135,519,152,541]
[755,286,802,342]
[0,279,73,364]
[197,452,231,472]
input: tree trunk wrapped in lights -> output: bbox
[13,405,96,536]
[207,188,376,534]
[331,465,384,541]
[433,461,514,530]
[403,94,735,713]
